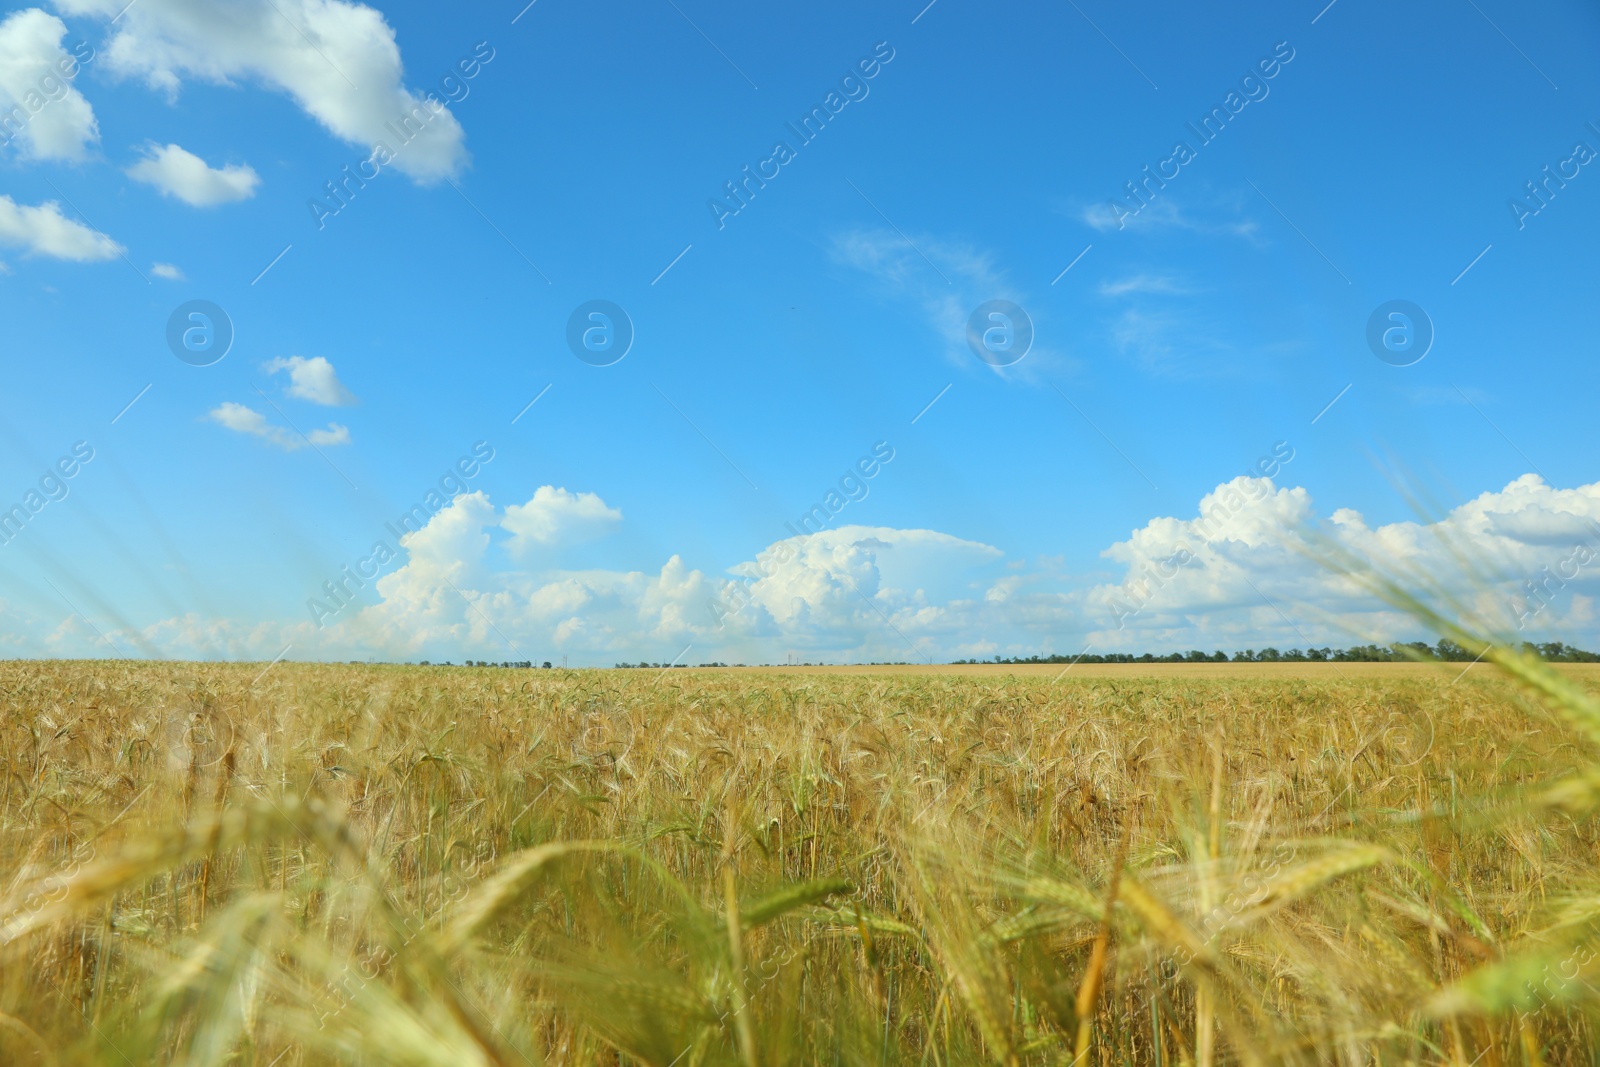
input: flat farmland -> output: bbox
[711,661,1600,680]
[3,658,1598,1065]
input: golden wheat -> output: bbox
[2,659,1598,1064]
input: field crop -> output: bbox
[4,657,1600,1065]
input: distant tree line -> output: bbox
[954,640,1600,665]
[417,660,555,668]
[396,641,1600,669]
[614,661,735,669]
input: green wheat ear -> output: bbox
[1313,517,1600,754]
[12,638,1600,1063]
[737,876,852,928]
[1314,512,1600,1040]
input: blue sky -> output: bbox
[2,0,1598,665]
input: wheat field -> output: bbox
[4,654,1600,1066]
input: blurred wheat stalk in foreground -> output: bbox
[3,632,1600,1064]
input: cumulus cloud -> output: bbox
[126,143,259,205]
[0,8,98,161]
[1079,473,1600,652]
[309,425,351,446]
[264,356,356,406]
[1081,476,1324,641]
[725,526,1001,630]
[365,508,1007,664]
[207,401,275,439]
[262,491,1011,665]
[379,491,497,599]
[57,0,467,182]
[352,493,646,659]
[502,487,622,555]
[151,261,183,280]
[208,401,350,450]
[0,195,122,261]
[14,473,1600,666]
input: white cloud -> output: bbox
[730,526,1000,622]
[151,261,183,280]
[0,8,98,161]
[208,401,350,450]
[307,424,351,446]
[381,491,496,596]
[13,473,1600,666]
[57,0,467,182]
[264,356,356,406]
[1078,473,1600,652]
[502,487,622,555]
[126,143,259,206]
[279,495,1011,664]
[208,402,277,440]
[0,195,122,261]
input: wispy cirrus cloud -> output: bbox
[1098,273,1192,297]
[1109,306,1241,379]
[830,227,1072,379]
[1075,196,1259,239]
